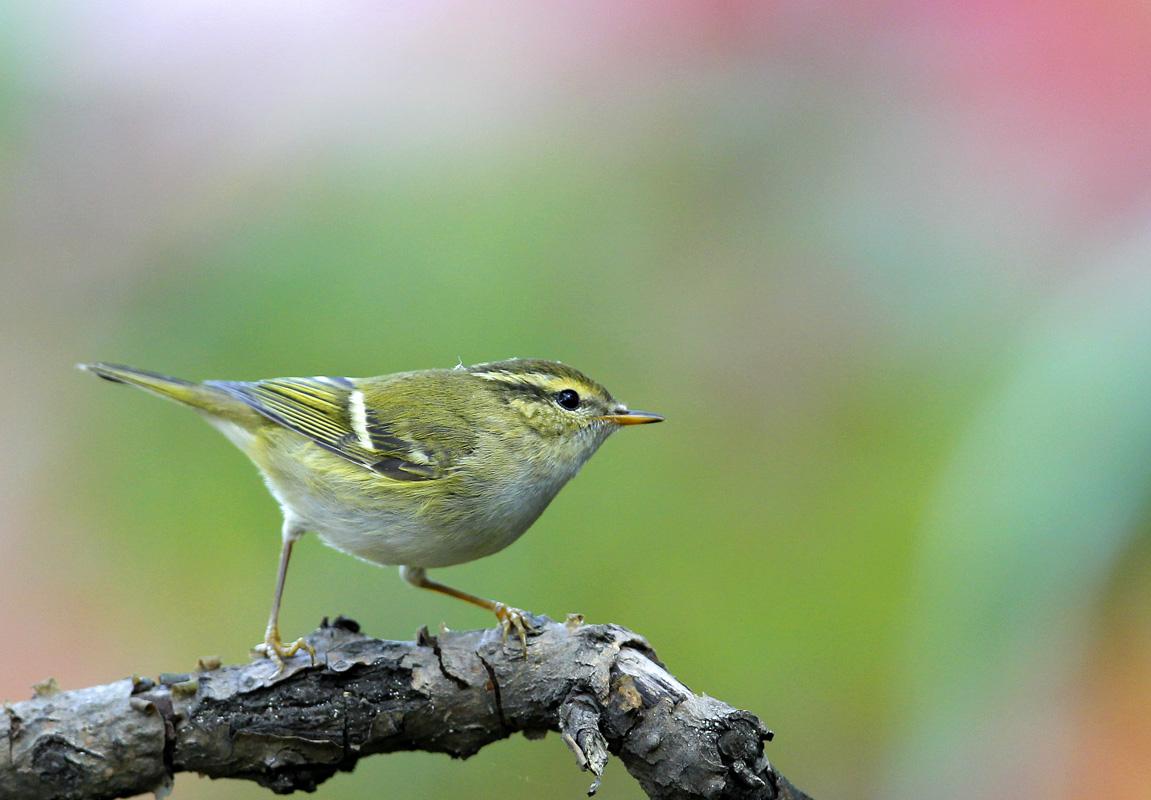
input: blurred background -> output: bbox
[3,1,1151,798]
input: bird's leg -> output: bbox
[400,566,533,648]
[253,525,315,669]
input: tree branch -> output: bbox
[1,616,812,800]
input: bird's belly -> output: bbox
[270,477,554,569]
[311,508,526,568]
[257,436,570,569]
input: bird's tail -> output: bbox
[78,362,252,422]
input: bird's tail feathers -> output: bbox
[78,362,250,420]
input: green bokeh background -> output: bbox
[3,3,1151,799]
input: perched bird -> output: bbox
[79,359,662,666]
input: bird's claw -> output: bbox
[493,603,533,650]
[253,630,316,673]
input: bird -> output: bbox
[79,358,663,666]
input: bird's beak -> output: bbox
[597,409,664,425]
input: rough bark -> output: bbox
[1,616,812,800]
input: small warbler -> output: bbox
[80,359,662,665]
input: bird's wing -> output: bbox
[205,376,451,481]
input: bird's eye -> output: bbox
[555,389,581,410]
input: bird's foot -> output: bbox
[493,602,534,650]
[253,628,316,672]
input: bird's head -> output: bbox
[466,359,663,449]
